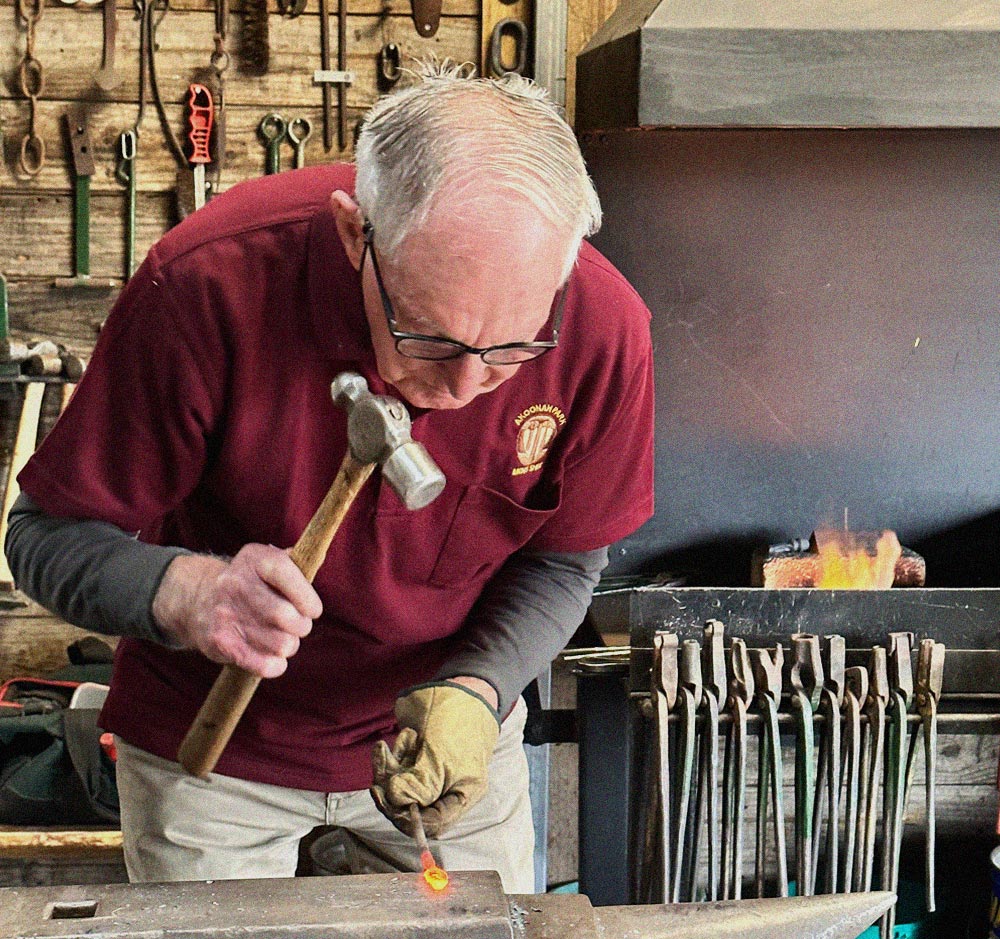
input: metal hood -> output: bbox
[575,0,1000,131]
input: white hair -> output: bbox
[354,60,602,281]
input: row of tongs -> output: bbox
[636,623,945,939]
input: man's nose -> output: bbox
[444,355,495,402]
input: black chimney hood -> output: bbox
[576,0,1000,132]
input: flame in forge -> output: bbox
[421,850,449,892]
[814,529,902,589]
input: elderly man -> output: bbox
[5,64,654,892]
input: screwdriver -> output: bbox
[409,804,449,891]
[186,83,214,211]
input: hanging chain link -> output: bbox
[208,0,229,190]
[15,0,45,177]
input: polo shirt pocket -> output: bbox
[428,483,561,587]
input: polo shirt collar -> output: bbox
[306,195,372,362]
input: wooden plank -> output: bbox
[0,605,118,678]
[0,190,173,280]
[0,10,479,108]
[565,0,619,127]
[2,282,112,352]
[0,829,122,858]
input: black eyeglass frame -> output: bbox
[360,220,565,366]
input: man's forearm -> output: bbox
[434,545,609,714]
[4,492,188,644]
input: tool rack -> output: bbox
[572,586,1000,930]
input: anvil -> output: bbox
[0,870,893,939]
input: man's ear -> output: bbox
[330,190,366,271]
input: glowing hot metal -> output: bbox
[410,803,449,891]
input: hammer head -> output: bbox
[331,372,446,510]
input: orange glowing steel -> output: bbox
[421,850,449,891]
[814,529,901,590]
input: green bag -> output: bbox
[0,706,119,825]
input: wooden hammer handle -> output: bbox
[177,451,376,778]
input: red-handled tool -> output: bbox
[186,83,214,210]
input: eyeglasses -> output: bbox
[361,220,564,366]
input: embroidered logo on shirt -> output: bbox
[512,404,566,476]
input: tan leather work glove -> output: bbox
[370,681,501,838]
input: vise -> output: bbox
[0,870,893,939]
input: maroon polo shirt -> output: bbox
[19,164,654,791]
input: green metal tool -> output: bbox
[54,110,114,289]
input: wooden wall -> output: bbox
[0,0,618,357]
[0,0,485,355]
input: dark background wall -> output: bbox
[583,127,1000,586]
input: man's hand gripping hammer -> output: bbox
[177,372,446,778]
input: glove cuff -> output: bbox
[399,680,502,729]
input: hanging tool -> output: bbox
[721,637,753,900]
[880,632,913,939]
[841,666,868,893]
[692,620,725,901]
[240,0,269,75]
[115,131,138,279]
[54,111,114,289]
[206,0,230,195]
[15,0,45,177]
[481,0,531,80]
[672,639,701,903]
[287,117,313,169]
[377,42,402,92]
[752,644,789,899]
[810,635,845,894]
[411,0,441,37]
[488,18,529,77]
[186,84,214,210]
[650,631,678,903]
[314,0,353,151]
[259,113,287,175]
[113,0,150,281]
[95,0,121,90]
[789,634,822,897]
[178,372,446,778]
[905,639,943,914]
[857,647,888,893]
[277,0,306,16]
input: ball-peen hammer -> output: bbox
[177,372,446,778]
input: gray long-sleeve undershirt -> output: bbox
[5,492,607,711]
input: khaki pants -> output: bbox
[114,698,534,892]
